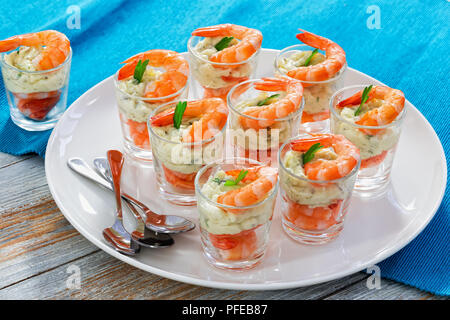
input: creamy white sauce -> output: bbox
[1,47,69,93]
[333,104,399,159]
[277,50,338,115]
[190,37,254,89]
[280,150,346,207]
[229,92,298,150]
[198,170,275,235]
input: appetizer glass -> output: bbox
[279,135,360,244]
[187,35,260,101]
[227,79,304,165]
[274,44,346,134]
[148,100,226,206]
[113,71,189,160]
[329,85,406,197]
[195,158,278,270]
[0,49,72,131]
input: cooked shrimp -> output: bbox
[117,49,189,99]
[192,24,262,66]
[217,166,278,207]
[337,85,405,134]
[239,77,303,129]
[291,134,359,180]
[286,29,346,83]
[0,30,70,70]
[150,98,228,142]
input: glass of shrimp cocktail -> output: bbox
[195,158,278,270]
[148,98,227,206]
[275,29,347,133]
[0,30,72,131]
[329,85,406,197]
[227,77,304,164]
[188,23,262,101]
[279,133,360,244]
[114,49,189,160]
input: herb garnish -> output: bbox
[133,59,149,83]
[354,85,373,116]
[173,101,187,129]
[215,37,234,51]
[302,143,324,165]
[303,49,319,66]
[224,170,248,186]
[213,178,226,184]
[257,94,280,106]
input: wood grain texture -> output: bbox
[0,152,442,300]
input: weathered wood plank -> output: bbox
[0,197,99,289]
[324,276,446,300]
[0,152,34,169]
[0,249,368,300]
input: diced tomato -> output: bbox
[162,165,196,190]
[14,91,61,120]
[301,110,330,123]
[360,150,388,169]
[209,228,259,261]
[126,119,150,149]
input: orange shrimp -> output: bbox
[192,24,262,67]
[209,228,258,261]
[0,30,70,70]
[301,110,330,123]
[336,86,405,135]
[150,98,228,143]
[239,77,303,130]
[291,134,359,180]
[117,49,189,99]
[286,29,346,84]
[217,166,278,208]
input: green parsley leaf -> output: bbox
[257,94,280,106]
[133,59,149,84]
[302,143,324,165]
[215,37,234,51]
[303,49,319,66]
[173,101,187,129]
[354,85,373,116]
[224,170,248,186]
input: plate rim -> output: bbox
[45,49,447,291]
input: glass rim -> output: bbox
[187,35,261,67]
[278,134,361,184]
[0,47,73,74]
[147,99,227,146]
[329,84,407,129]
[113,69,189,102]
[274,44,347,84]
[194,157,279,210]
[226,78,304,122]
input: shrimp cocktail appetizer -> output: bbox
[330,85,406,196]
[227,77,304,164]
[188,24,262,100]
[195,159,278,270]
[279,133,360,244]
[0,30,71,131]
[148,98,228,205]
[275,29,346,133]
[114,49,189,159]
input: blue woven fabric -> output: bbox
[0,0,448,295]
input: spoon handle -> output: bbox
[107,150,125,219]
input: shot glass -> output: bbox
[275,44,346,133]
[187,35,259,101]
[279,135,360,244]
[195,158,278,270]
[0,49,72,131]
[227,79,304,165]
[329,85,406,197]
[114,71,189,160]
[148,100,226,206]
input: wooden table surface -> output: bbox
[0,152,444,300]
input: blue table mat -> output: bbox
[0,0,448,296]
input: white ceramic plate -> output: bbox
[45,49,447,290]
